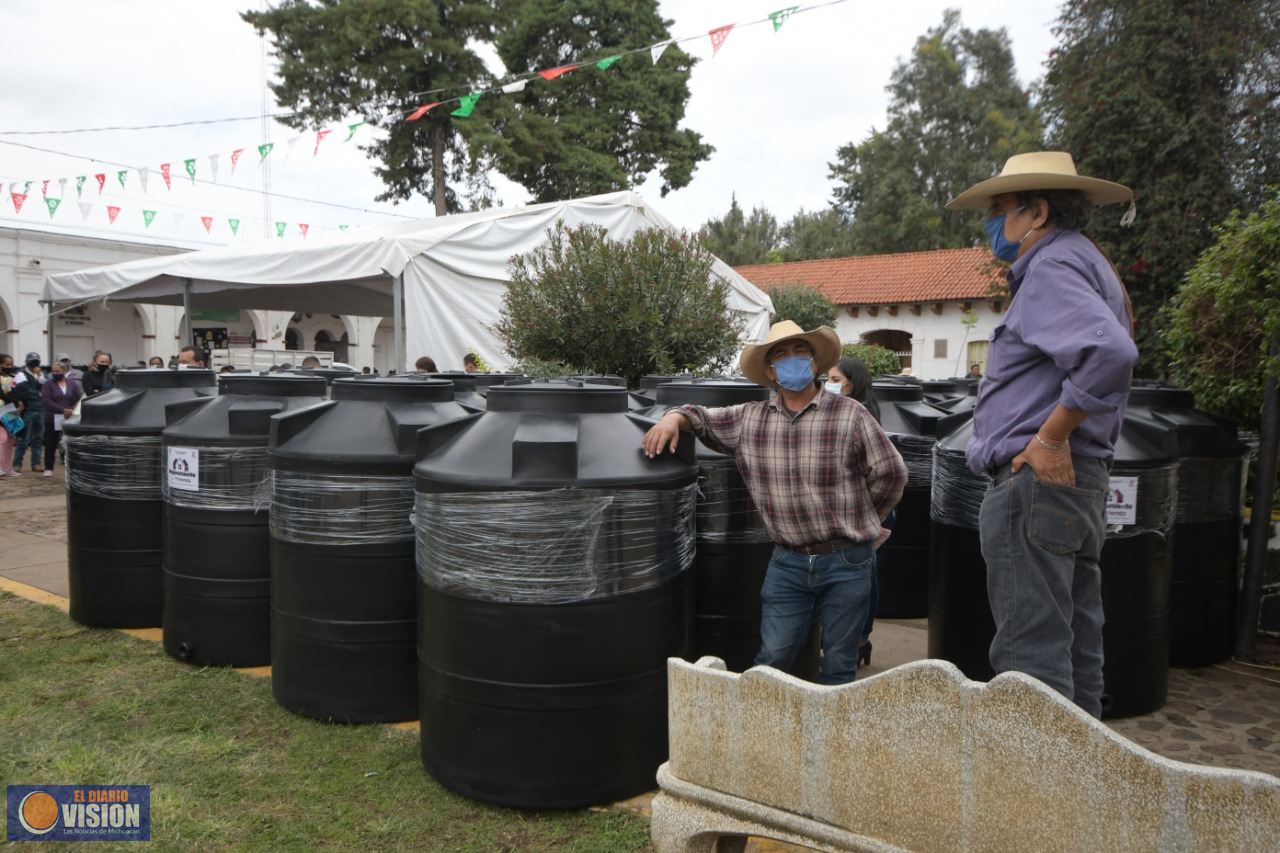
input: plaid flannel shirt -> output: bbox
[676,391,906,548]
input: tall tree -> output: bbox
[1041,0,1280,372]
[697,195,780,266]
[778,208,857,261]
[244,0,497,215]
[471,0,712,202]
[829,10,1043,253]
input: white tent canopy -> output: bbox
[42,191,774,371]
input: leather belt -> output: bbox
[784,538,857,556]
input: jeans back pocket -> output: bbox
[1027,479,1099,555]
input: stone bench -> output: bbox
[652,658,1280,852]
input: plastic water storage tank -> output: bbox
[160,373,328,666]
[414,379,697,808]
[268,377,474,722]
[874,382,947,617]
[64,369,217,628]
[1125,385,1246,666]
[426,372,488,409]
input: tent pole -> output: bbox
[393,273,405,374]
[182,278,193,348]
[44,302,54,367]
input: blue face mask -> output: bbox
[983,214,1022,262]
[772,356,815,392]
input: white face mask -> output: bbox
[824,381,844,395]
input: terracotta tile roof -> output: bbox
[734,247,1003,306]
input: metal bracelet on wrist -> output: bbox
[1034,433,1068,452]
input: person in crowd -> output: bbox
[968,362,983,379]
[361,366,373,375]
[414,356,438,373]
[0,354,22,477]
[219,365,237,374]
[824,355,888,665]
[81,351,114,398]
[39,361,82,478]
[947,151,1138,719]
[300,355,322,368]
[177,345,205,368]
[462,353,480,374]
[643,321,907,684]
[10,352,46,472]
[148,356,165,368]
[277,361,294,371]
[57,353,83,383]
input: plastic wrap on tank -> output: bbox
[416,484,696,604]
[64,435,162,500]
[929,444,991,529]
[1174,456,1247,523]
[696,458,772,545]
[160,446,270,511]
[270,471,415,545]
[891,434,934,489]
[1105,463,1178,540]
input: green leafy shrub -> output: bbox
[767,284,838,330]
[495,223,743,388]
[841,342,901,377]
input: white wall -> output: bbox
[833,299,1007,380]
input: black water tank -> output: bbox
[1126,385,1246,666]
[285,367,357,389]
[927,411,995,681]
[427,372,488,409]
[160,374,328,666]
[921,379,965,404]
[564,373,625,386]
[874,383,947,617]
[414,379,698,808]
[63,369,217,627]
[269,377,473,722]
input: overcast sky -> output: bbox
[0,0,1060,248]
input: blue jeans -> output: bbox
[12,410,44,470]
[979,457,1109,717]
[755,543,876,685]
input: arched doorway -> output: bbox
[862,329,913,371]
[313,329,349,363]
[0,295,14,358]
[284,327,300,351]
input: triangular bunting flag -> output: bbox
[41,180,48,198]
[407,103,441,121]
[160,163,172,190]
[209,154,220,183]
[200,216,214,233]
[451,93,481,118]
[283,136,301,163]
[230,148,244,174]
[228,218,240,236]
[11,193,27,214]
[78,201,93,220]
[651,41,672,64]
[299,223,309,238]
[23,181,31,195]
[500,80,528,94]
[184,159,197,184]
[313,128,332,154]
[138,167,149,193]
[708,25,734,56]
[258,142,274,162]
[769,6,799,31]
[117,170,127,190]
[94,173,106,193]
[595,55,622,70]
[275,221,286,238]
[142,209,157,228]
[172,212,186,231]
[344,120,365,142]
[106,205,121,224]
[75,176,86,197]
[338,224,349,232]
[45,197,60,217]
[538,65,577,81]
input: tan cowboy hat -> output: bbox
[739,320,841,389]
[946,151,1133,210]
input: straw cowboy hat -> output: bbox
[946,151,1133,210]
[739,320,841,389]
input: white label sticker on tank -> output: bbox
[1106,476,1138,525]
[167,446,200,492]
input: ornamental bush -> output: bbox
[767,283,838,331]
[495,223,743,388]
[841,342,901,376]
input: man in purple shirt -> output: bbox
[947,152,1139,718]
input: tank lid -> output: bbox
[330,376,455,402]
[872,381,926,402]
[218,373,328,397]
[280,367,358,385]
[654,379,769,407]
[114,367,218,390]
[429,371,479,392]
[564,374,625,387]
[468,372,525,388]
[485,379,628,413]
[638,373,696,392]
[1127,384,1196,409]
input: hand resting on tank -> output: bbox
[643,412,690,459]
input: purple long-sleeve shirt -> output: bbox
[966,229,1138,474]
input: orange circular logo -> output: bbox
[18,791,59,834]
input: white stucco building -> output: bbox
[736,247,1008,380]
[1,226,406,373]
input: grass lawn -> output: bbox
[0,592,653,851]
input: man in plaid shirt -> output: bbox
[644,321,906,684]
